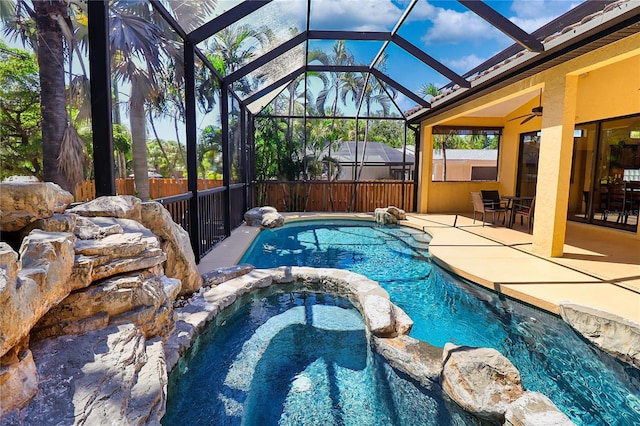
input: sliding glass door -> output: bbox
[516,132,540,198]
[568,115,639,232]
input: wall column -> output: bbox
[533,75,578,256]
[416,124,433,213]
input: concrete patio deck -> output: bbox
[198,213,640,324]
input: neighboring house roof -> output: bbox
[432,149,498,161]
[323,141,415,165]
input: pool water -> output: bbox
[232,220,640,425]
[163,291,477,425]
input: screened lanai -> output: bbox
[3,0,636,260]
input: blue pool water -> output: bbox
[231,220,640,425]
[163,291,476,425]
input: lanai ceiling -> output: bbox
[152,0,638,120]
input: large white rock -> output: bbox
[201,264,255,288]
[0,337,38,417]
[363,294,396,337]
[0,182,73,232]
[505,391,575,426]
[559,303,640,368]
[373,335,441,390]
[0,242,20,285]
[441,343,524,423]
[33,270,178,340]
[374,208,397,225]
[0,231,76,358]
[244,206,284,228]
[69,217,166,288]
[3,324,167,425]
[140,201,202,296]
[68,195,142,222]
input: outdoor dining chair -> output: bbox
[513,196,536,233]
[471,191,506,226]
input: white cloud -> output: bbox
[510,0,578,19]
[442,54,486,73]
[421,8,503,45]
[509,0,581,32]
[404,0,438,20]
[280,0,402,31]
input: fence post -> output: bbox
[184,41,200,261]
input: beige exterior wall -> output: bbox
[417,32,640,256]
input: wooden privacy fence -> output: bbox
[256,180,414,212]
[75,178,223,202]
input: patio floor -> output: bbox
[198,212,640,324]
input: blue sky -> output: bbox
[226,0,584,114]
[2,0,585,136]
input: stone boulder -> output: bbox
[387,205,406,220]
[3,324,167,425]
[0,231,76,358]
[374,208,397,225]
[70,217,167,289]
[33,270,180,340]
[374,206,406,225]
[0,182,73,232]
[0,336,38,417]
[201,264,255,288]
[140,201,202,296]
[363,294,396,337]
[441,343,524,423]
[68,195,142,222]
[0,242,20,285]
[559,303,640,368]
[505,391,575,426]
[373,335,442,390]
[244,206,284,228]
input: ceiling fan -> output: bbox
[509,89,543,125]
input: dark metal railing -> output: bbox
[197,187,227,257]
[157,192,193,233]
[229,183,247,230]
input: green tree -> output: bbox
[199,125,222,180]
[120,0,216,197]
[418,82,441,99]
[3,1,92,191]
[147,138,186,178]
[367,118,404,148]
[0,42,42,179]
[341,55,395,182]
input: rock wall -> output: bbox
[0,183,202,418]
[559,303,640,369]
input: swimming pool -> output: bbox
[163,289,477,425]
[231,220,640,425]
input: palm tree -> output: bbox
[0,0,84,192]
[314,40,354,197]
[418,82,441,99]
[206,24,269,89]
[315,40,354,118]
[341,56,394,182]
[109,0,216,200]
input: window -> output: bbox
[431,126,501,182]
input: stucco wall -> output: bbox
[417,32,640,226]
